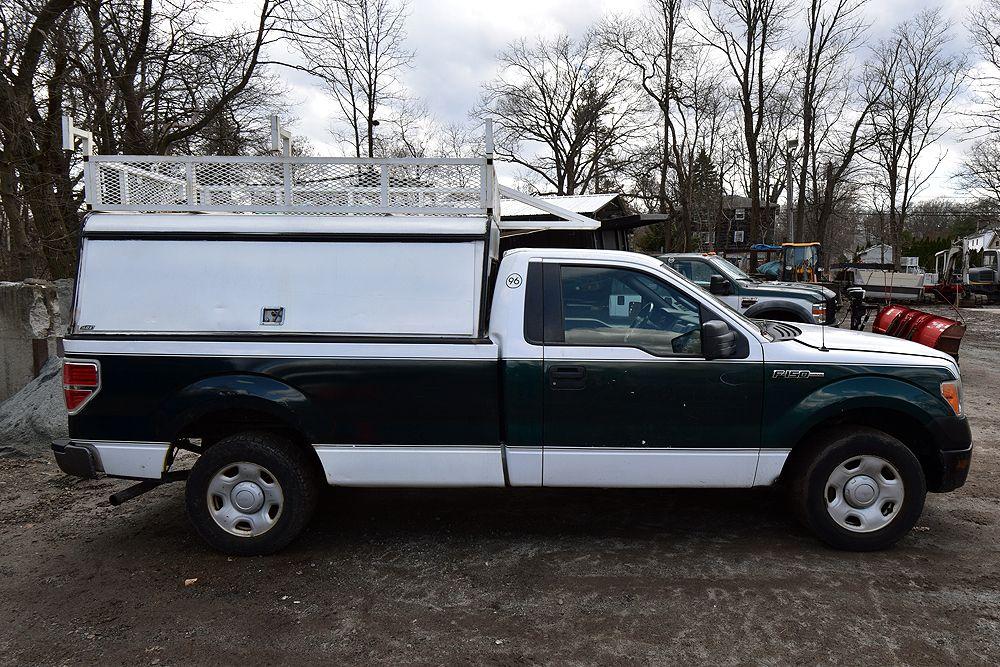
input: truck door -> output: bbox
[540,261,763,487]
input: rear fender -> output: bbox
[156,373,318,443]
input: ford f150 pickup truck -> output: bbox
[51,148,971,556]
[662,253,839,325]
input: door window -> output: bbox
[557,265,702,356]
[671,259,717,286]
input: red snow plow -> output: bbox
[872,304,966,358]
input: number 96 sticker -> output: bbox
[505,273,523,289]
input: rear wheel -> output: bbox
[185,431,320,556]
[789,427,926,551]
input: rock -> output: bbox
[0,357,67,458]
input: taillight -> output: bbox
[63,360,100,413]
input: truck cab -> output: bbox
[51,141,971,556]
[662,253,838,325]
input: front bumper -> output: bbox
[824,296,840,326]
[51,439,99,479]
[935,444,973,492]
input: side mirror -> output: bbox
[703,320,737,360]
[709,274,731,296]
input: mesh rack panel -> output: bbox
[87,156,491,215]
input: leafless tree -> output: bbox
[476,32,648,196]
[692,0,796,252]
[602,0,734,250]
[961,0,1000,205]
[799,35,895,255]
[967,0,1000,135]
[1,0,83,279]
[84,0,295,155]
[793,0,868,241]
[863,9,966,269]
[0,0,300,280]
[754,78,797,218]
[371,97,432,157]
[296,0,413,158]
[960,139,1000,204]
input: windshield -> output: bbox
[659,262,767,336]
[785,245,819,268]
[711,257,752,281]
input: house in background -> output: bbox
[499,193,668,253]
[857,243,894,265]
[498,192,780,263]
[693,195,781,266]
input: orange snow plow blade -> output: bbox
[872,305,966,358]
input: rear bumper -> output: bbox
[51,439,100,479]
[51,439,170,479]
[934,444,973,492]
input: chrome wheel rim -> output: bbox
[825,455,904,533]
[206,462,283,538]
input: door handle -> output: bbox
[549,365,587,389]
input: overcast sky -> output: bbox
[266,0,985,201]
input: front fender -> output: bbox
[156,373,319,443]
[765,373,955,450]
[744,299,815,323]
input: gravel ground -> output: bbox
[1,308,999,665]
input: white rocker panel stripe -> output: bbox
[315,445,506,487]
[754,449,792,486]
[542,447,764,488]
[505,446,542,486]
[313,445,791,489]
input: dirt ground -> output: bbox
[2,308,1000,665]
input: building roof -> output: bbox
[721,195,780,210]
[501,193,621,219]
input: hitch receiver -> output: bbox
[109,470,189,506]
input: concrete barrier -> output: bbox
[0,279,73,402]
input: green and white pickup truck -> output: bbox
[662,253,839,325]
[52,145,971,556]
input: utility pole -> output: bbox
[785,133,798,243]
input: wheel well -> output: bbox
[176,408,322,472]
[756,309,807,323]
[785,408,941,488]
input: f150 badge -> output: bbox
[773,369,825,379]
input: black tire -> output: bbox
[185,431,320,556]
[789,426,926,551]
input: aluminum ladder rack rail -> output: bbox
[81,154,498,216]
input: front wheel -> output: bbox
[789,427,926,551]
[185,431,320,556]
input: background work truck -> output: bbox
[662,253,839,325]
[53,133,971,555]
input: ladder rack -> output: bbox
[65,116,599,229]
[82,154,495,216]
